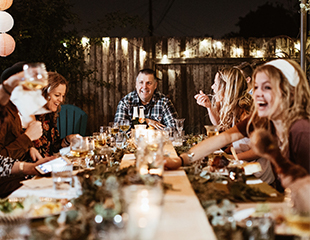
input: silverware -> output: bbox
[230,147,240,163]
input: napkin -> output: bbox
[59,147,70,156]
[22,177,53,189]
[10,85,51,128]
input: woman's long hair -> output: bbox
[218,67,252,131]
[248,59,310,156]
[42,72,68,124]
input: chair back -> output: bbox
[57,104,88,139]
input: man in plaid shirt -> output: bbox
[114,69,178,130]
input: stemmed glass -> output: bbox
[22,62,48,90]
[70,136,90,169]
[175,118,185,136]
[204,125,219,166]
[120,119,130,133]
[110,122,119,136]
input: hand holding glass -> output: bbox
[22,63,48,90]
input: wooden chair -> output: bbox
[57,104,88,139]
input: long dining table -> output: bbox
[8,142,218,240]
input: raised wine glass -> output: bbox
[22,62,48,90]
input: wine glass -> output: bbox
[120,119,130,133]
[175,118,185,135]
[109,122,119,136]
[204,125,219,166]
[70,136,90,169]
[22,63,48,90]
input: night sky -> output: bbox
[68,0,294,38]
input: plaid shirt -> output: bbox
[114,90,178,128]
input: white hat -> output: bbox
[265,59,299,87]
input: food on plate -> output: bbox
[0,196,65,218]
[211,154,230,169]
[242,162,262,175]
[0,199,24,215]
[30,202,63,217]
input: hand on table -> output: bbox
[25,121,43,141]
[146,118,166,130]
[22,156,56,175]
[164,156,182,170]
[194,90,211,109]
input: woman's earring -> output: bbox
[47,96,51,100]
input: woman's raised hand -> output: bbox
[194,90,211,108]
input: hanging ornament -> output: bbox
[0,0,13,11]
[0,33,15,56]
[0,11,14,32]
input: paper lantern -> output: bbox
[0,11,14,32]
[0,33,15,56]
[0,0,13,10]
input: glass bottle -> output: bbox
[132,106,139,127]
[138,106,146,125]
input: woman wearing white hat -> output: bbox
[166,59,310,177]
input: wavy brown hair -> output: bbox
[248,59,310,156]
[218,67,253,131]
[42,72,68,124]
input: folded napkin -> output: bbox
[22,177,53,189]
[10,85,51,128]
[59,147,70,156]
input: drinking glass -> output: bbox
[204,125,219,166]
[135,129,164,177]
[22,63,48,90]
[175,118,185,135]
[70,136,90,169]
[109,122,119,136]
[93,132,105,150]
[123,185,163,240]
[116,132,126,149]
[120,119,130,133]
[52,163,73,195]
[204,125,219,138]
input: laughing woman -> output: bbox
[33,72,78,157]
[166,59,310,175]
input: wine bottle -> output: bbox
[138,106,147,125]
[132,106,139,127]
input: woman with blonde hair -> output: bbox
[166,59,310,178]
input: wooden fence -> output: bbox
[68,36,309,136]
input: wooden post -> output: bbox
[300,0,307,71]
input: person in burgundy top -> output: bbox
[166,59,310,178]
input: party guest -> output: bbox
[0,62,42,162]
[114,68,178,130]
[0,74,55,178]
[33,72,79,157]
[194,71,226,126]
[166,59,310,176]
[196,67,274,183]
